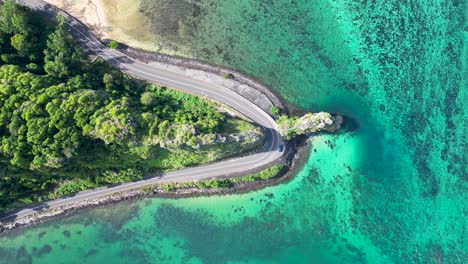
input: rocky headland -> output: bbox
[278,112,344,139]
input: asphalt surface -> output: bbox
[0,0,283,222]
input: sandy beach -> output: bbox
[44,0,106,32]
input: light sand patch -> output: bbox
[99,0,154,43]
[44,0,104,32]
[44,0,156,49]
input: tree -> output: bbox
[10,34,26,52]
[102,71,123,92]
[89,99,136,144]
[141,91,156,106]
[0,1,47,62]
[0,1,29,34]
[26,63,41,72]
[43,15,82,79]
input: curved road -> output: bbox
[1,0,283,222]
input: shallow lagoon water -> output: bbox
[0,0,466,263]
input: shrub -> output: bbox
[223,73,234,79]
[142,185,155,194]
[26,63,41,72]
[97,168,143,184]
[270,106,280,116]
[162,184,176,192]
[108,40,119,49]
[141,91,156,106]
[54,180,89,197]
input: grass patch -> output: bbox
[219,118,256,134]
[153,164,285,192]
[230,165,285,183]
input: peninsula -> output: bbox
[0,0,341,229]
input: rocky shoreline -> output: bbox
[0,136,312,234]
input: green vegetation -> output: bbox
[223,73,234,79]
[0,2,261,213]
[154,165,285,192]
[277,115,298,139]
[229,164,284,183]
[218,118,256,134]
[108,40,119,49]
[270,105,280,116]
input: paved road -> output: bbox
[0,0,283,222]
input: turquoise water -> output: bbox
[1,0,466,263]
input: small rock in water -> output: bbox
[63,230,71,237]
[38,231,47,239]
[34,245,52,257]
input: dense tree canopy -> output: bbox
[43,16,82,79]
[0,0,48,67]
[0,1,229,212]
